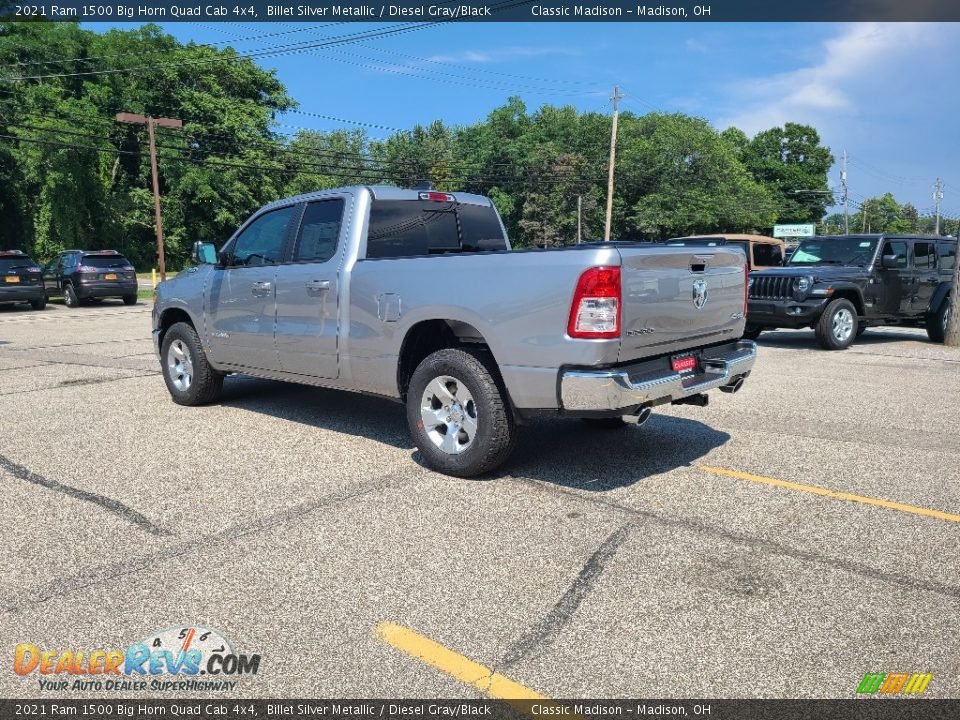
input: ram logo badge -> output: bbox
[692,279,708,310]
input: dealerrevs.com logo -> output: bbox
[13,625,261,692]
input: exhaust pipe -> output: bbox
[720,376,745,394]
[622,405,652,426]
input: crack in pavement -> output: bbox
[509,475,960,605]
[0,454,172,538]
[500,524,631,669]
[1,472,401,615]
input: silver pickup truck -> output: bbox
[152,186,756,477]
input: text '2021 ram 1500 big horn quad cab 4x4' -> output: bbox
[745,234,956,350]
[152,186,757,477]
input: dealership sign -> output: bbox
[773,223,816,238]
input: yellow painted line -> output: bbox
[376,621,546,700]
[700,465,960,524]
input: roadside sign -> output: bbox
[773,223,815,238]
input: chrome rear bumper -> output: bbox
[560,340,757,412]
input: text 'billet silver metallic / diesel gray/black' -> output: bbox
[152,186,756,477]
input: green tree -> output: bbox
[743,123,834,224]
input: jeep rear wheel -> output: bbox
[742,324,763,340]
[406,348,515,478]
[815,298,858,350]
[927,299,950,343]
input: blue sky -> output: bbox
[95,21,960,219]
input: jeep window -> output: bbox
[294,199,344,263]
[789,237,878,266]
[752,243,784,267]
[938,242,956,270]
[881,241,908,269]
[366,200,505,258]
[229,206,297,266]
[80,254,132,269]
[913,242,936,270]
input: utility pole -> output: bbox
[603,86,622,242]
[116,113,183,282]
[577,195,582,244]
[933,178,944,235]
[841,150,849,234]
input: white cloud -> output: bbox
[425,47,578,64]
[684,38,708,54]
[717,23,937,135]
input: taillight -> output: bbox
[567,266,621,339]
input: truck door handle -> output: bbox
[251,281,272,296]
[305,280,330,291]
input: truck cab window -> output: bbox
[294,199,345,263]
[229,206,296,266]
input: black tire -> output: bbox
[581,417,628,429]
[742,324,763,340]
[814,298,858,350]
[30,296,46,311]
[64,283,79,308]
[406,347,516,478]
[926,299,949,343]
[123,294,137,306]
[856,325,867,338]
[160,321,224,406]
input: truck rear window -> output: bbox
[366,200,506,259]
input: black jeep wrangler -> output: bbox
[745,234,955,350]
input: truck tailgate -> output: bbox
[617,246,746,363]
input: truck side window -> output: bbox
[883,241,908,269]
[913,242,936,270]
[229,206,296,267]
[294,199,345,263]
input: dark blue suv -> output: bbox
[42,250,138,307]
[0,250,46,310]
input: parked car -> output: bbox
[666,234,786,270]
[152,185,757,477]
[0,250,46,310]
[42,250,138,307]
[745,234,956,349]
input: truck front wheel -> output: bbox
[161,322,224,406]
[406,348,516,478]
[815,298,858,350]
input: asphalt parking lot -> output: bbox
[1,300,958,700]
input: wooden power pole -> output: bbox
[603,86,622,242]
[116,113,183,282]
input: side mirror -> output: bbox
[191,241,218,265]
[881,254,900,269]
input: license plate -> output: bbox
[5,276,19,284]
[104,273,117,280]
[671,354,698,374]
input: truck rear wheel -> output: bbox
[161,322,224,406]
[406,348,516,478]
[815,298,858,350]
